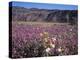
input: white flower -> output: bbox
[57,47,62,52]
[70,29,72,31]
[52,37,56,41]
[50,44,55,48]
[46,48,51,52]
[40,33,43,36]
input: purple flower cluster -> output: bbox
[11,22,78,58]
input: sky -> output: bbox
[10,1,78,10]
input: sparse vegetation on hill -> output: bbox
[11,6,78,25]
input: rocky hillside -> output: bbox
[11,6,78,25]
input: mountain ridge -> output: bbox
[11,6,78,25]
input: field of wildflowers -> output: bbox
[11,22,78,58]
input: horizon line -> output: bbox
[9,1,78,10]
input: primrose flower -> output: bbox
[57,47,64,52]
[52,37,56,41]
[70,29,72,31]
[50,43,55,48]
[46,48,51,53]
[40,33,43,36]
[43,32,48,35]
[58,48,62,52]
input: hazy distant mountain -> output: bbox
[11,6,78,25]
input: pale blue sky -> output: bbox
[10,1,78,10]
